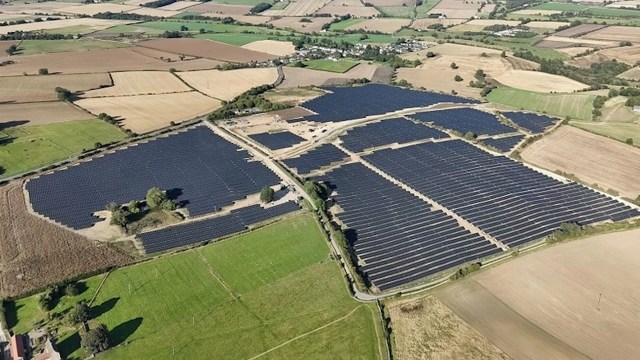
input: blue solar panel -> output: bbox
[283,144,347,174]
[410,108,516,136]
[249,131,305,150]
[26,126,281,229]
[482,135,524,153]
[301,84,480,123]
[503,111,558,134]
[340,118,448,152]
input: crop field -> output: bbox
[58,3,140,15]
[538,35,617,48]
[0,73,111,103]
[280,63,378,87]
[10,214,384,360]
[619,66,640,80]
[187,2,253,15]
[410,18,466,30]
[571,121,640,147]
[487,88,595,120]
[75,92,222,134]
[262,0,332,16]
[449,19,521,32]
[440,228,640,360]
[0,102,96,126]
[345,18,410,33]
[14,39,129,55]
[0,182,131,297]
[196,32,284,46]
[240,40,296,56]
[318,0,380,17]
[301,59,359,73]
[525,21,567,30]
[83,71,191,98]
[159,1,201,10]
[129,46,196,62]
[128,7,183,17]
[568,45,640,67]
[268,16,334,33]
[511,9,562,15]
[581,25,640,43]
[0,18,132,35]
[138,38,277,63]
[0,119,127,178]
[177,68,278,101]
[521,126,640,198]
[428,0,481,18]
[552,24,606,37]
[493,70,588,93]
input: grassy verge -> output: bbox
[9,214,385,360]
[301,59,359,73]
[0,119,127,178]
[570,121,640,146]
[487,88,595,120]
[15,40,130,55]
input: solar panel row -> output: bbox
[482,135,525,153]
[317,163,502,291]
[339,118,448,153]
[282,144,347,175]
[302,84,480,123]
[26,126,281,229]
[138,201,300,253]
[249,131,306,150]
[410,108,516,136]
[503,111,558,134]
[364,140,640,247]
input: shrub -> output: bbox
[454,75,463,82]
[81,323,110,354]
[260,186,275,203]
[68,302,92,324]
[38,68,49,75]
[450,262,481,280]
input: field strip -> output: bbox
[247,305,364,360]
[195,249,238,299]
[366,303,386,360]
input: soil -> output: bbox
[138,38,277,63]
[83,71,191,98]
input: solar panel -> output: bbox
[249,131,305,150]
[503,111,558,134]
[339,118,448,152]
[482,135,525,153]
[283,144,347,175]
[410,108,516,136]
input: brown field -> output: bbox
[494,70,588,93]
[59,3,140,16]
[552,23,606,37]
[449,19,520,32]
[241,40,296,56]
[346,18,410,33]
[0,40,20,53]
[0,2,78,15]
[618,66,640,80]
[581,25,640,43]
[607,0,640,7]
[556,46,593,56]
[367,0,414,5]
[128,7,183,17]
[0,18,133,35]
[525,21,567,30]
[511,9,562,15]
[263,87,325,105]
[262,0,332,16]
[138,38,276,63]
[317,0,381,17]
[410,18,466,30]
[521,126,640,198]
[0,182,131,298]
[75,92,222,134]
[441,228,640,360]
[267,16,333,33]
[0,48,224,76]
[280,63,378,87]
[0,73,112,103]
[177,68,278,101]
[187,2,252,15]
[388,295,511,360]
[159,1,201,10]
[428,0,481,19]
[0,102,94,126]
[129,46,197,62]
[233,15,272,25]
[124,0,152,5]
[83,71,191,98]
[567,45,640,67]
[539,35,617,48]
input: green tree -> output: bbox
[260,186,275,203]
[55,87,72,101]
[38,68,49,75]
[454,75,463,82]
[128,200,141,214]
[65,282,81,296]
[110,209,129,227]
[68,302,92,324]
[81,324,110,354]
[450,62,458,69]
[626,138,634,145]
[5,44,17,56]
[146,187,168,210]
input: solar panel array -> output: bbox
[283,144,347,175]
[249,131,305,150]
[339,118,449,153]
[503,111,558,134]
[411,108,516,136]
[318,163,502,291]
[139,201,300,253]
[26,126,281,229]
[483,135,525,153]
[302,84,480,123]
[364,140,640,247]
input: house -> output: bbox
[10,334,26,360]
[32,339,62,360]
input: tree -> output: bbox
[260,186,275,204]
[68,302,92,324]
[106,202,119,213]
[55,87,72,101]
[38,293,54,311]
[5,44,17,56]
[146,187,168,209]
[626,138,634,145]
[501,50,506,58]
[463,131,477,140]
[454,75,463,82]
[38,68,49,75]
[81,324,110,354]
[450,62,458,69]
[127,200,140,214]
[65,282,81,296]
[110,209,129,227]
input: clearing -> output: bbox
[492,70,588,93]
[521,126,640,198]
[0,119,127,178]
[83,71,191,98]
[177,68,278,101]
[0,73,112,103]
[240,40,296,57]
[487,88,595,120]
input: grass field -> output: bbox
[415,0,441,17]
[329,18,366,31]
[376,6,414,18]
[0,119,126,178]
[15,39,130,55]
[9,214,384,360]
[532,2,640,17]
[301,59,359,73]
[570,121,640,145]
[487,88,595,120]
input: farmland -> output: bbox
[177,68,279,100]
[241,40,296,56]
[0,73,111,103]
[11,40,130,56]
[492,70,588,93]
[83,71,191,98]
[486,88,595,120]
[300,59,359,73]
[280,63,378,87]
[0,18,133,35]
[9,214,385,360]
[0,119,127,178]
[137,38,277,63]
[571,121,640,147]
[0,102,96,126]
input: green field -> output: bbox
[0,119,127,178]
[300,59,359,73]
[329,18,366,31]
[377,6,414,18]
[532,2,640,17]
[9,214,384,360]
[570,121,640,145]
[415,0,441,17]
[100,24,166,35]
[15,40,130,55]
[487,88,596,120]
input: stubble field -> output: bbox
[0,102,96,126]
[0,73,112,103]
[138,38,277,63]
[177,68,278,101]
[493,70,588,93]
[83,71,191,98]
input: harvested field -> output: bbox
[129,46,197,61]
[186,2,252,15]
[0,40,19,54]
[317,0,381,17]
[75,92,222,134]
[493,70,588,93]
[0,102,94,126]
[267,16,333,33]
[410,18,466,30]
[241,40,296,56]
[261,0,332,16]
[428,0,481,19]
[159,1,201,10]
[443,228,640,360]
[128,7,183,17]
[396,67,480,98]
[388,295,510,360]
[0,73,111,103]
[607,0,640,7]
[177,68,278,101]
[59,3,140,16]
[449,19,520,32]
[264,87,325,105]
[526,21,567,30]
[280,63,378,87]
[0,182,131,298]
[0,48,224,76]
[0,2,78,15]
[581,25,640,43]
[521,126,640,198]
[346,18,410,33]
[571,121,640,146]
[232,15,272,25]
[511,9,562,15]
[138,38,277,63]
[124,0,152,5]
[367,0,413,5]
[0,18,132,35]
[552,23,606,37]
[556,46,593,56]
[83,71,191,98]
[619,66,640,80]
[539,35,617,48]
[567,45,640,67]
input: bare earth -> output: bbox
[241,40,296,57]
[138,38,277,63]
[581,25,640,43]
[0,102,94,126]
[280,63,378,87]
[521,126,640,198]
[178,68,279,101]
[74,92,222,134]
[493,70,588,93]
[389,295,511,360]
[0,73,112,103]
[83,71,191,98]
